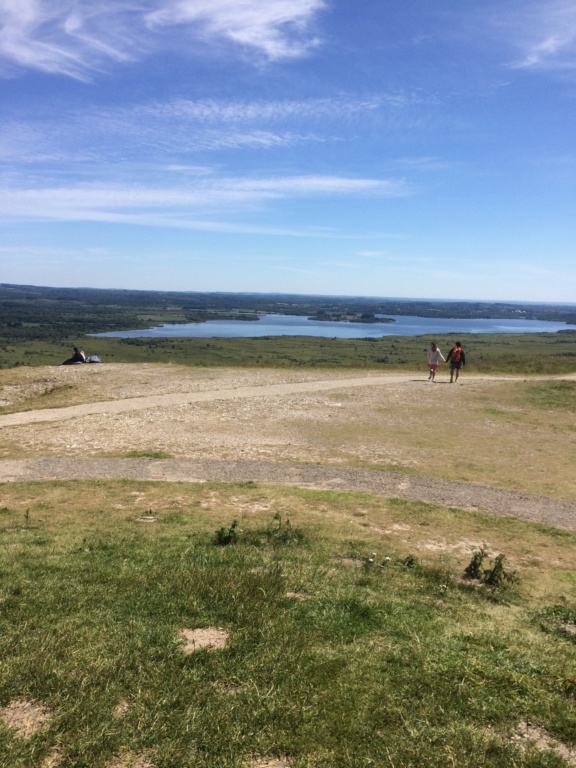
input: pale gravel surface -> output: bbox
[0,372,433,427]
[1,365,575,530]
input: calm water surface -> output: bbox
[94,314,572,339]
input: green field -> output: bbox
[2,282,576,374]
[1,481,575,767]
[4,331,576,375]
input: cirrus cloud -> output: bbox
[0,0,326,79]
[0,173,410,230]
[495,0,576,72]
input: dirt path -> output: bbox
[0,372,533,428]
[2,457,575,530]
[2,369,575,530]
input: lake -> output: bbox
[94,314,573,339]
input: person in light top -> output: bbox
[426,342,445,381]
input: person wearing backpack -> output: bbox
[446,341,465,383]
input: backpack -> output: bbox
[451,347,462,364]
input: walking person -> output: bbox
[427,342,445,381]
[446,341,465,383]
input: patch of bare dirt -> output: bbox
[418,538,498,556]
[337,558,364,567]
[512,721,576,765]
[0,699,51,738]
[114,700,130,718]
[213,680,240,695]
[41,748,63,767]
[107,753,153,768]
[251,759,292,768]
[285,591,309,600]
[178,627,229,653]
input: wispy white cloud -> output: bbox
[0,0,325,79]
[0,173,409,230]
[0,96,385,163]
[393,156,460,173]
[494,0,576,71]
[145,0,325,60]
[125,96,384,124]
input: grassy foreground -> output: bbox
[1,481,575,767]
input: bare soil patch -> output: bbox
[107,753,153,768]
[41,748,63,767]
[338,558,364,567]
[0,699,51,738]
[114,700,130,718]
[512,721,576,765]
[178,627,229,653]
[251,759,292,768]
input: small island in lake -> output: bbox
[308,311,396,324]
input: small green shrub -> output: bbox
[463,549,517,587]
[483,554,517,587]
[212,519,239,546]
[464,547,487,580]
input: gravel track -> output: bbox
[0,373,528,428]
[2,370,575,530]
[2,457,575,530]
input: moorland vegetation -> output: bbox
[1,283,576,373]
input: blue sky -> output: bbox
[1,0,575,301]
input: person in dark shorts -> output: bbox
[446,341,465,383]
